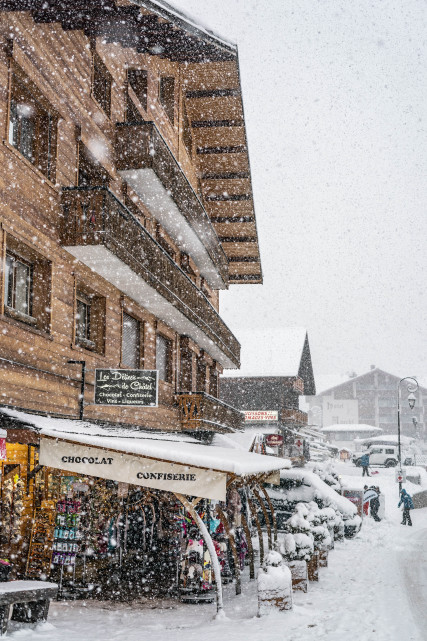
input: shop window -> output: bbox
[75,289,105,353]
[8,70,57,181]
[122,312,141,369]
[156,334,172,383]
[159,76,175,124]
[3,238,51,332]
[92,53,112,118]
[128,69,147,111]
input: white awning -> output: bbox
[1,408,291,501]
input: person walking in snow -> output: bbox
[360,452,370,477]
[398,489,414,526]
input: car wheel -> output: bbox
[385,459,397,467]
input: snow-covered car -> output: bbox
[353,446,399,467]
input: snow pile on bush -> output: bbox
[257,551,292,615]
[271,469,356,518]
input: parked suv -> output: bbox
[353,446,398,468]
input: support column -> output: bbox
[247,495,264,564]
[259,485,278,542]
[252,486,272,549]
[216,505,241,595]
[240,511,255,580]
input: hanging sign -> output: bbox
[39,437,227,501]
[0,429,6,460]
[265,434,283,447]
[94,369,158,406]
[395,469,406,483]
[245,411,278,422]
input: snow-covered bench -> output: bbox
[0,581,58,636]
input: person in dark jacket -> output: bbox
[398,489,414,526]
[369,486,381,522]
[360,452,370,477]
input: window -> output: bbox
[4,252,33,320]
[182,99,192,156]
[78,144,109,187]
[92,53,112,118]
[3,238,51,332]
[75,294,93,350]
[385,448,395,454]
[122,313,140,368]
[156,334,172,382]
[75,288,105,353]
[209,367,219,397]
[128,69,147,111]
[8,71,57,180]
[159,76,175,124]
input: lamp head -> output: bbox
[408,393,416,410]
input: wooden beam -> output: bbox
[216,505,241,596]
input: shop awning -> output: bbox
[0,408,290,501]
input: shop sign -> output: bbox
[342,489,364,517]
[395,469,406,483]
[39,438,227,501]
[94,369,158,407]
[245,411,278,422]
[0,429,6,460]
[265,434,283,447]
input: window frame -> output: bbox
[75,292,95,351]
[7,67,58,182]
[4,250,34,323]
[156,333,172,383]
[92,52,112,118]
[121,312,141,369]
[159,75,175,124]
[127,68,148,113]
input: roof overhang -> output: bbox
[1,408,290,501]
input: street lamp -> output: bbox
[397,377,419,493]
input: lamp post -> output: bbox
[397,376,418,494]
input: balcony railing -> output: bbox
[115,121,228,286]
[60,186,240,366]
[176,392,244,433]
[280,408,307,426]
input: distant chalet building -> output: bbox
[0,0,262,435]
[220,329,316,451]
[307,367,426,439]
[320,423,383,444]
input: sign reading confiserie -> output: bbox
[94,369,158,407]
[39,438,227,501]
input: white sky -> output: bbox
[172,0,427,381]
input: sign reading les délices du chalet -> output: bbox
[95,369,158,407]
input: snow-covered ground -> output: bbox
[6,463,427,641]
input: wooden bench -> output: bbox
[0,581,58,636]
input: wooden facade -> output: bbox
[0,0,259,433]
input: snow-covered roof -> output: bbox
[357,434,415,446]
[223,327,308,378]
[137,0,237,51]
[0,408,289,478]
[320,424,383,433]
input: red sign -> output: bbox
[0,437,6,461]
[265,434,283,447]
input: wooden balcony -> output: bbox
[115,121,228,288]
[60,186,240,367]
[176,392,244,433]
[280,408,308,426]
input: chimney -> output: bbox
[370,364,375,370]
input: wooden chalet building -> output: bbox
[0,0,262,433]
[0,1,291,603]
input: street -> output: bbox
[5,464,426,641]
